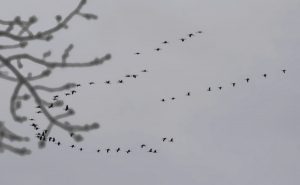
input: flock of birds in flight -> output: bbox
[26,30,288,154]
[29,120,174,154]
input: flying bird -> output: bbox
[126,150,131,154]
[70,133,74,137]
[263,74,267,78]
[118,80,123,84]
[188,33,194,37]
[65,93,70,96]
[125,74,131,77]
[57,142,61,146]
[116,148,121,152]
[162,137,167,142]
[232,82,236,87]
[36,105,41,108]
[37,111,42,114]
[197,30,203,34]
[282,69,286,73]
[141,144,146,148]
[161,99,165,102]
[207,87,211,91]
[155,48,161,51]
[180,38,186,42]
[79,148,83,151]
[162,41,168,44]
[141,69,147,72]
[135,52,140,55]
[170,138,174,142]
[71,90,76,94]
[132,74,138,78]
[65,105,69,111]
[97,149,101,153]
[218,86,222,90]
[70,145,75,148]
[29,118,35,121]
[187,92,191,96]
[245,78,250,83]
[106,148,110,153]
[76,84,81,87]
[171,97,175,100]
[153,150,157,153]
[48,103,54,108]
[148,149,153,152]
[105,81,110,84]
[89,82,95,85]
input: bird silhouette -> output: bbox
[135,52,140,55]
[245,78,250,83]
[232,83,236,87]
[76,84,81,87]
[116,148,121,152]
[197,31,203,34]
[263,74,267,78]
[29,118,35,121]
[187,92,191,96]
[188,33,194,37]
[208,87,211,91]
[48,103,54,108]
[132,74,138,78]
[118,80,123,84]
[162,41,168,44]
[155,48,161,51]
[180,38,186,42]
[31,123,37,127]
[70,145,75,148]
[141,144,146,148]
[153,150,157,153]
[70,133,74,137]
[79,148,83,151]
[282,69,286,73]
[37,111,42,114]
[171,97,175,100]
[89,82,95,85]
[36,105,41,108]
[126,150,131,154]
[57,142,61,146]
[162,138,167,142]
[53,95,59,100]
[97,149,100,153]
[125,74,131,77]
[170,138,174,142]
[105,80,110,84]
[106,148,110,153]
[148,148,153,152]
[218,86,222,90]
[65,93,70,96]
[161,99,165,102]
[48,137,52,141]
[65,105,69,111]
[71,90,76,94]
[142,69,147,72]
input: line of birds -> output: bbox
[134,30,203,55]
[160,70,287,102]
[29,122,174,154]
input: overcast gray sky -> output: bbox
[1,0,300,184]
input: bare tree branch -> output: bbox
[0,0,111,155]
